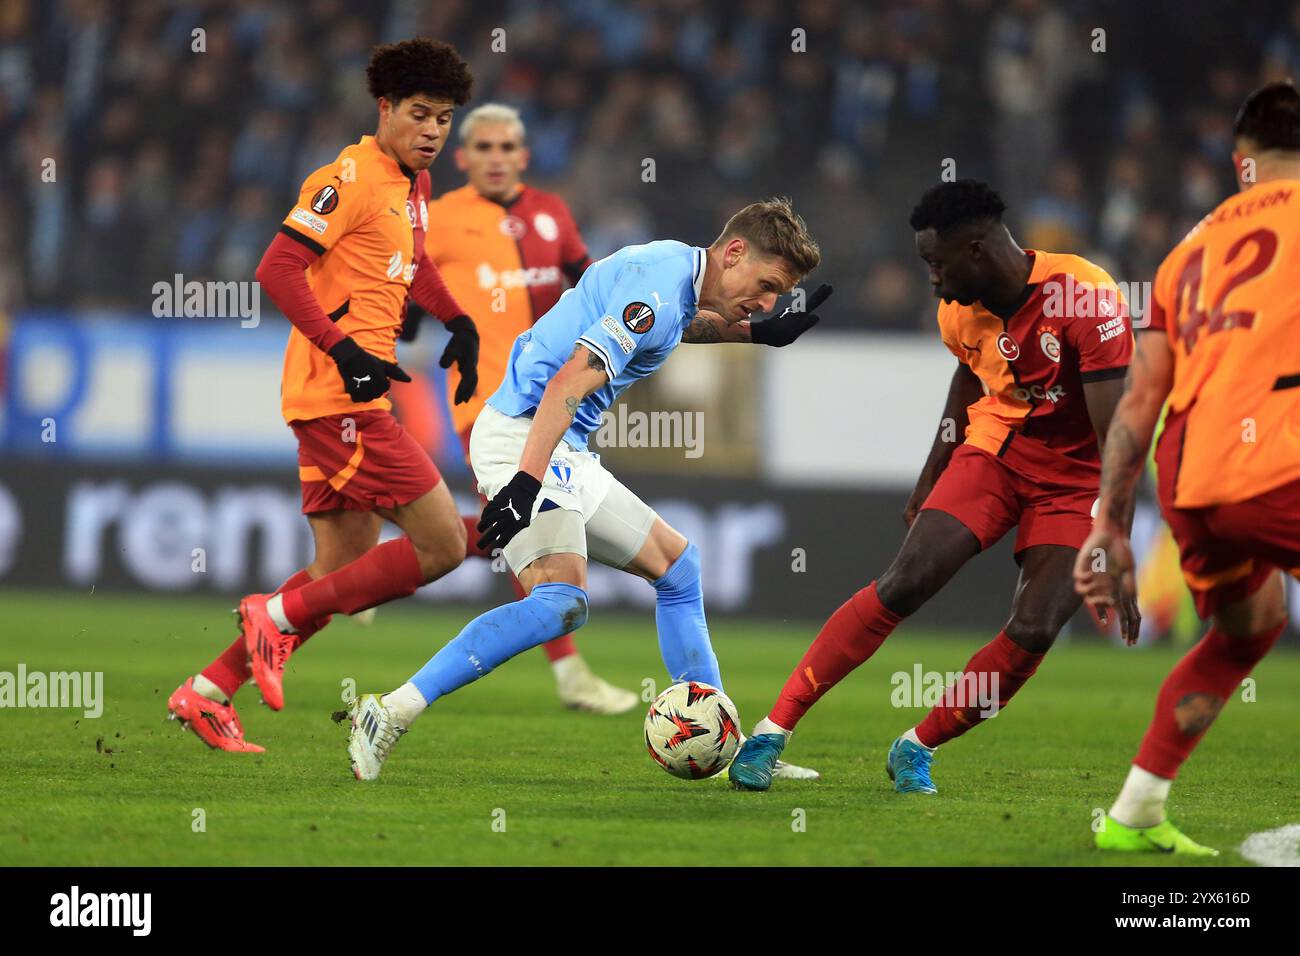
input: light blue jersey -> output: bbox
[487,240,706,450]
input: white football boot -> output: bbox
[772,756,821,780]
[347,693,405,781]
[718,733,821,782]
[554,656,639,715]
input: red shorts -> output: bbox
[292,410,441,515]
[922,444,1096,555]
[1155,409,1300,617]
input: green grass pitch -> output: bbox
[2,589,1297,866]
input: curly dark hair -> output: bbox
[1234,80,1300,152]
[909,179,1007,235]
[365,37,473,107]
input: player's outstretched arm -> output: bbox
[683,284,833,345]
[476,345,609,551]
[682,309,753,343]
[903,360,983,526]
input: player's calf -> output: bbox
[875,511,980,617]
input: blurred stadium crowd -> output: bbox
[3,0,1299,328]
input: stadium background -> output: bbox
[2,0,1299,639]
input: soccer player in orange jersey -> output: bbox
[167,39,481,751]
[730,179,1141,793]
[1077,81,1300,855]
[398,103,637,714]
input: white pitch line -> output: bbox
[1240,823,1300,867]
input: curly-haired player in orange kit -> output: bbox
[167,39,482,751]
[1078,81,1300,856]
[730,179,1140,793]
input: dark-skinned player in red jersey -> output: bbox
[730,179,1141,793]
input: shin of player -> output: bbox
[733,179,1141,793]
[345,199,830,780]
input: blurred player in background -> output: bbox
[1078,80,1300,855]
[398,103,637,715]
[344,199,831,780]
[167,39,480,751]
[730,180,1139,794]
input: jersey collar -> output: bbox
[488,184,527,209]
[691,247,706,303]
[360,135,417,185]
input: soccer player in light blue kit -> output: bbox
[346,198,832,780]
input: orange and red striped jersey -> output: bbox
[1148,179,1300,508]
[937,250,1133,484]
[425,183,590,435]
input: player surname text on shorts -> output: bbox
[0,664,103,718]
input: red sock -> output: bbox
[200,569,331,698]
[769,581,902,730]
[1134,623,1283,779]
[914,631,1045,748]
[281,537,424,628]
[463,515,493,559]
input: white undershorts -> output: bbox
[469,405,658,575]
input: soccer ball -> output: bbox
[644,681,742,779]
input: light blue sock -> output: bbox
[409,582,589,704]
[652,542,722,689]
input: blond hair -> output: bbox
[459,102,526,143]
[714,197,820,277]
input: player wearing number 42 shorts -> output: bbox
[1078,81,1300,856]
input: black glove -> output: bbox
[398,304,424,342]
[476,471,541,552]
[328,337,411,402]
[439,314,480,405]
[750,283,833,347]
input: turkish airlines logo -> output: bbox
[499,215,526,239]
[996,332,1020,361]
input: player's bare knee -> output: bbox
[413,534,464,582]
[877,558,940,617]
[1216,572,1287,636]
[1003,620,1058,654]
